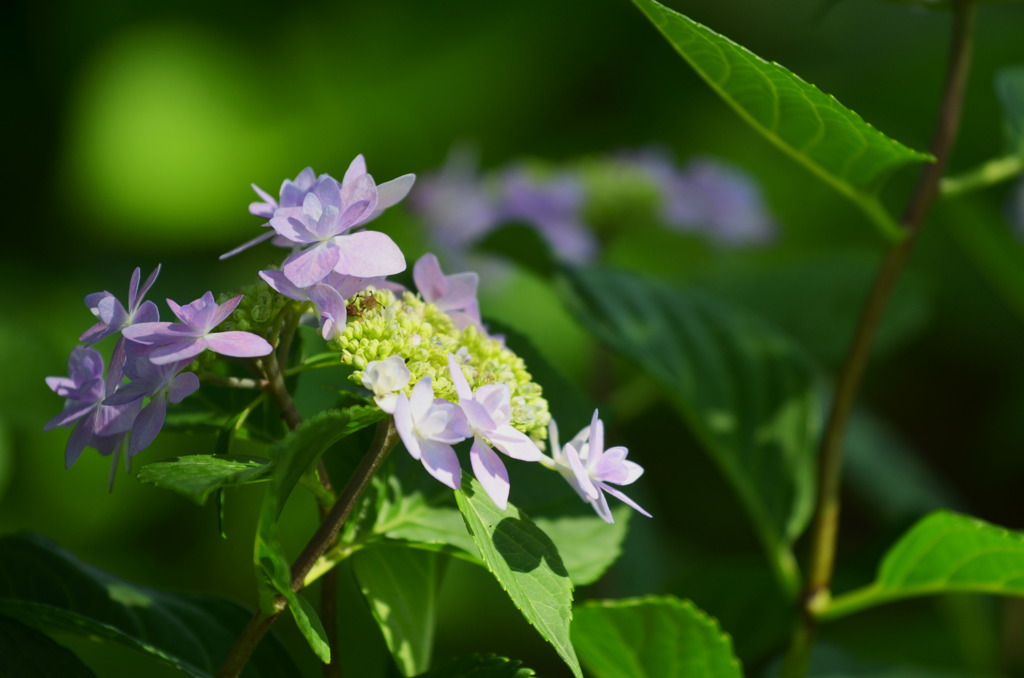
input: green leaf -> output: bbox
[571,596,742,678]
[632,0,932,238]
[532,509,630,587]
[824,511,1024,620]
[564,267,819,595]
[455,476,581,678]
[0,614,98,678]
[137,455,271,505]
[415,653,536,678]
[0,532,298,678]
[254,406,385,661]
[352,544,445,676]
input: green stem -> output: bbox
[197,371,267,390]
[941,154,1024,197]
[780,2,977,676]
[216,418,398,678]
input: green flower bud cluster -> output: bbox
[330,288,550,440]
[217,283,290,335]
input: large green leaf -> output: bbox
[137,454,271,505]
[632,0,932,238]
[571,596,742,678]
[352,544,444,677]
[254,406,385,662]
[824,511,1024,620]
[565,267,819,595]
[455,476,581,678]
[0,614,98,678]
[415,653,536,678]
[0,532,298,678]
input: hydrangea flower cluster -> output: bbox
[45,155,649,522]
[408,146,776,270]
[45,266,271,483]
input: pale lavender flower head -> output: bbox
[393,377,471,490]
[448,354,542,509]
[250,167,320,220]
[500,167,598,264]
[105,346,199,457]
[413,254,482,331]
[361,356,412,414]
[44,346,141,468]
[122,292,273,365]
[653,155,776,245]
[270,156,413,287]
[548,410,650,523]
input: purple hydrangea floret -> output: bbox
[448,354,542,509]
[104,347,199,457]
[549,410,650,523]
[393,377,470,490]
[414,254,482,331]
[44,346,141,468]
[260,269,384,340]
[122,292,273,365]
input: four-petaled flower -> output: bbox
[448,354,542,509]
[548,410,650,523]
[123,292,273,365]
[392,377,470,490]
[361,356,412,414]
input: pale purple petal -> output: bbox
[372,174,416,217]
[122,322,195,346]
[270,208,315,243]
[589,489,615,523]
[220,230,277,260]
[306,284,347,340]
[409,378,435,423]
[104,379,156,406]
[129,396,166,457]
[65,423,93,467]
[168,372,200,403]
[334,199,374,234]
[259,270,306,301]
[470,437,510,510]
[600,484,652,518]
[44,400,96,431]
[148,338,207,365]
[204,331,273,358]
[208,295,244,329]
[342,155,367,186]
[565,442,599,500]
[594,447,644,485]
[418,439,462,490]
[446,353,474,401]
[458,398,497,436]
[414,254,447,301]
[332,230,406,278]
[488,424,544,462]
[393,394,422,460]
[283,243,342,288]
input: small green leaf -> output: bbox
[632,0,932,238]
[565,267,819,596]
[0,614,98,678]
[0,532,298,678]
[415,653,536,678]
[137,454,270,505]
[254,407,385,660]
[455,476,581,678]
[572,596,742,678]
[353,544,445,676]
[824,511,1024,620]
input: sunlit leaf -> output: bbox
[632,0,932,238]
[353,544,445,676]
[572,596,742,678]
[0,533,298,678]
[565,267,819,595]
[455,476,581,678]
[824,511,1024,620]
[137,454,271,505]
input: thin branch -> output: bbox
[781,1,977,676]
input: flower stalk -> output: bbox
[781,1,978,675]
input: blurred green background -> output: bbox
[6,0,1024,675]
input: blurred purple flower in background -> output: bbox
[499,167,598,264]
[413,253,482,331]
